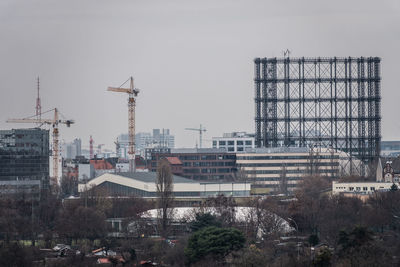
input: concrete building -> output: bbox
[118,129,175,159]
[332,181,399,196]
[212,132,255,152]
[135,132,152,151]
[236,147,340,194]
[78,172,250,198]
[0,128,50,195]
[152,129,175,148]
[62,138,82,159]
[149,148,237,181]
[78,163,95,182]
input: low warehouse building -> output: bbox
[78,172,250,198]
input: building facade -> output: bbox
[62,138,82,159]
[212,132,255,152]
[78,172,250,198]
[118,129,175,159]
[149,148,237,181]
[332,181,399,195]
[236,147,339,194]
[0,128,50,194]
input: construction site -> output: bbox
[0,56,386,195]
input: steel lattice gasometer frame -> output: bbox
[254,57,381,176]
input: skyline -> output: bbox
[1,0,400,151]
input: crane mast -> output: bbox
[185,124,207,148]
[36,77,41,121]
[108,76,139,173]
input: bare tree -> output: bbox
[156,158,174,237]
[279,164,288,195]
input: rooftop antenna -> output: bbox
[36,77,41,121]
[283,49,291,58]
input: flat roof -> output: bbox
[117,172,197,183]
[170,148,228,154]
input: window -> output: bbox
[212,141,217,147]
[219,141,226,146]
[363,187,368,191]
[236,141,243,145]
[370,187,375,191]
[356,187,361,191]
[245,140,252,145]
[228,147,234,152]
[349,187,354,191]
[237,147,244,152]
[228,141,234,146]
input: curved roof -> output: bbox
[117,172,196,183]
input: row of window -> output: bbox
[238,162,339,167]
[237,155,339,160]
[244,169,337,175]
[187,161,235,167]
[348,186,376,191]
[213,140,253,146]
[176,155,236,161]
[183,168,233,174]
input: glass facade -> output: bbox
[0,128,50,192]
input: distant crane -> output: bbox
[36,77,41,121]
[185,124,207,148]
[114,138,120,155]
[108,76,139,172]
[7,108,74,185]
[89,135,94,159]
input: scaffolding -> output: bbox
[254,57,381,176]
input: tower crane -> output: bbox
[7,108,74,185]
[108,76,139,173]
[185,124,207,148]
[89,135,94,159]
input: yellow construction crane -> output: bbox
[7,108,74,185]
[108,76,139,172]
[185,124,207,148]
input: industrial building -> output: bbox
[236,147,339,194]
[212,132,255,152]
[148,148,237,181]
[0,128,49,195]
[254,57,381,176]
[78,172,250,198]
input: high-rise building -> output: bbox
[152,129,174,148]
[62,138,82,159]
[0,128,50,195]
[117,129,175,159]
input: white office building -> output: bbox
[212,132,255,152]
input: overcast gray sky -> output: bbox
[1,0,399,150]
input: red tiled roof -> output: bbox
[166,157,182,165]
[90,159,114,170]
